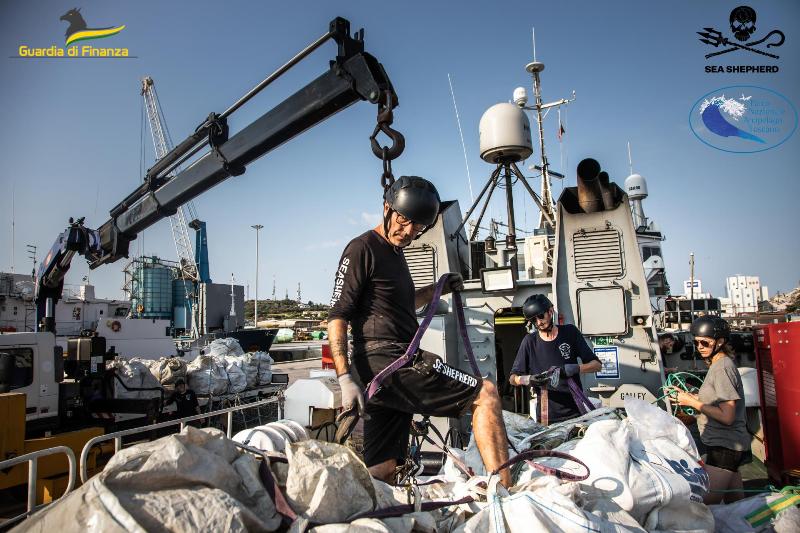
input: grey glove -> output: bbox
[516,375,533,386]
[560,363,580,379]
[338,373,365,415]
[445,272,464,293]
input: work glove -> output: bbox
[560,363,580,379]
[516,375,533,386]
[338,373,365,415]
[444,272,464,293]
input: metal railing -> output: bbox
[0,446,77,528]
[79,396,281,483]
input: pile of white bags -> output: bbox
[20,399,742,533]
[186,355,229,396]
[107,358,162,400]
[18,427,282,533]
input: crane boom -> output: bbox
[34,17,401,333]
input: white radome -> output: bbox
[479,102,533,164]
[512,86,528,107]
[625,173,648,199]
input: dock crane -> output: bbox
[140,76,211,338]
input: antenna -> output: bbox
[10,185,15,273]
[26,244,37,281]
[627,141,634,176]
[229,273,236,317]
[448,73,474,202]
[532,27,537,62]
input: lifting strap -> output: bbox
[365,274,480,400]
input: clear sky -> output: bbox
[1,0,798,303]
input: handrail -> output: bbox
[0,446,77,528]
[79,395,281,483]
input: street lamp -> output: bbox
[251,224,264,327]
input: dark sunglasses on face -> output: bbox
[693,339,714,348]
[533,312,549,321]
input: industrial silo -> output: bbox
[173,278,195,332]
[130,257,174,319]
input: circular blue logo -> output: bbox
[689,86,797,153]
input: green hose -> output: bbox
[654,372,705,416]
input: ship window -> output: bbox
[641,246,660,261]
[1,347,34,389]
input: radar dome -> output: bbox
[624,173,648,199]
[479,102,533,164]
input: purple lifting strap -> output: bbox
[568,376,596,415]
[365,274,481,400]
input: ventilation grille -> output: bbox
[573,229,623,279]
[404,245,436,288]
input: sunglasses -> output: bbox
[693,339,714,348]
[395,214,426,232]
[532,312,549,321]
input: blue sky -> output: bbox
[1,0,798,303]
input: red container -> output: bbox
[321,343,334,369]
[754,322,800,483]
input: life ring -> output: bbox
[111,320,121,332]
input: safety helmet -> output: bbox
[384,176,441,226]
[690,315,730,341]
[522,294,554,321]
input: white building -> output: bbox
[682,279,712,299]
[725,275,765,314]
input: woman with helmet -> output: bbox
[327,176,511,487]
[669,315,749,503]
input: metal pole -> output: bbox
[503,165,519,278]
[251,225,263,327]
[27,458,36,515]
[690,252,695,324]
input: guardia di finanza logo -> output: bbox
[17,8,129,58]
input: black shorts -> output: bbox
[353,342,482,467]
[705,445,752,472]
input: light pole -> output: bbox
[251,224,263,327]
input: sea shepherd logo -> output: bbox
[698,5,785,73]
[14,8,131,59]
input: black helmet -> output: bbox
[690,316,730,341]
[522,294,553,321]
[384,176,441,226]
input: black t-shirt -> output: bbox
[510,324,599,422]
[174,389,199,416]
[328,230,418,348]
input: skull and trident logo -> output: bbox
[698,6,785,59]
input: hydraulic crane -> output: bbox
[33,16,404,334]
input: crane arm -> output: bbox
[35,17,402,332]
[94,17,396,268]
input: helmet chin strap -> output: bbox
[383,208,393,238]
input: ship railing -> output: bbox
[79,395,282,483]
[0,446,77,528]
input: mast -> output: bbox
[526,61,555,231]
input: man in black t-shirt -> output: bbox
[510,294,601,424]
[328,176,510,486]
